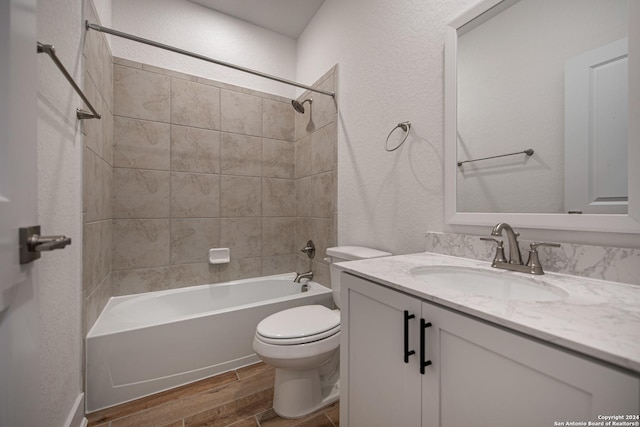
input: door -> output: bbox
[564,38,628,214]
[422,301,639,427]
[0,0,41,426]
[341,273,422,427]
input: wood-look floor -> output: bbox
[86,362,339,427]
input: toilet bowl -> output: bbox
[253,246,391,418]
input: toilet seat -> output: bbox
[256,305,340,345]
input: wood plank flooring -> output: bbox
[86,362,339,427]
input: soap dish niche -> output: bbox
[209,248,230,264]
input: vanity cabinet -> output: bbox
[341,273,640,427]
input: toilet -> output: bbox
[252,246,392,418]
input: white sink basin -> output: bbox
[410,265,568,302]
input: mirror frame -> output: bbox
[444,0,640,233]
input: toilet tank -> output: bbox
[326,246,392,308]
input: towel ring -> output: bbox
[385,121,411,152]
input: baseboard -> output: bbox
[64,393,88,427]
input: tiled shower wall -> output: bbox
[83,1,114,335]
[108,60,336,296]
[294,68,338,286]
[82,22,338,333]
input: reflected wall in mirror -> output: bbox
[456,0,627,214]
[444,0,640,233]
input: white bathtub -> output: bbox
[85,273,332,412]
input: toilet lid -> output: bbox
[256,305,340,343]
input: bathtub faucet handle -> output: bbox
[301,240,315,259]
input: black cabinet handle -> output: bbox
[403,310,416,363]
[420,318,432,374]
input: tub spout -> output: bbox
[294,271,313,283]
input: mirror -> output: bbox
[444,0,640,233]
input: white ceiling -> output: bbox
[188,0,325,39]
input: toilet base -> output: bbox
[272,350,340,419]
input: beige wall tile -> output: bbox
[82,219,92,293]
[220,176,261,217]
[171,218,221,264]
[262,139,294,179]
[113,169,170,218]
[142,64,198,82]
[102,45,114,113]
[262,255,295,276]
[169,263,221,288]
[312,260,331,288]
[262,218,295,257]
[310,218,336,264]
[114,117,170,170]
[113,57,142,69]
[84,273,112,337]
[114,65,170,122]
[84,7,103,96]
[294,95,314,141]
[220,133,262,177]
[295,177,313,218]
[295,253,311,275]
[171,125,220,174]
[262,179,295,217]
[112,267,171,296]
[295,80,336,141]
[171,78,220,130]
[220,218,262,259]
[113,219,170,270]
[84,148,102,221]
[311,76,337,131]
[83,220,111,295]
[262,99,294,142]
[311,122,337,175]
[295,135,312,178]
[171,172,220,218]
[102,107,114,166]
[84,73,103,155]
[221,90,262,137]
[84,149,112,222]
[311,171,336,218]
[295,217,312,254]
[217,257,262,282]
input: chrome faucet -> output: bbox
[294,240,315,283]
[294,271,314,283]
[484,223,560,275]
[491,222,523,265]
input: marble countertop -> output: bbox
[335,252,640,374]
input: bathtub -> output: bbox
[85,273,332,412]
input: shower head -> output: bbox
[291,98,312,114]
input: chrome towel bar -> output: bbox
[37,42,101,120]
[457,148,534,167]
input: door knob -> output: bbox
[19,225,72,264]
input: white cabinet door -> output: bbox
[341,273,422,427]
[422,301,640,427]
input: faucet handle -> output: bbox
[529,242,561,250]
[525,242,561,274]
[480,237,507,267]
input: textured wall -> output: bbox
[36,0,87,423]
[110,0,297,99]
[109,60,299,294]
[296,0,479,256]
[297,0,640,251]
